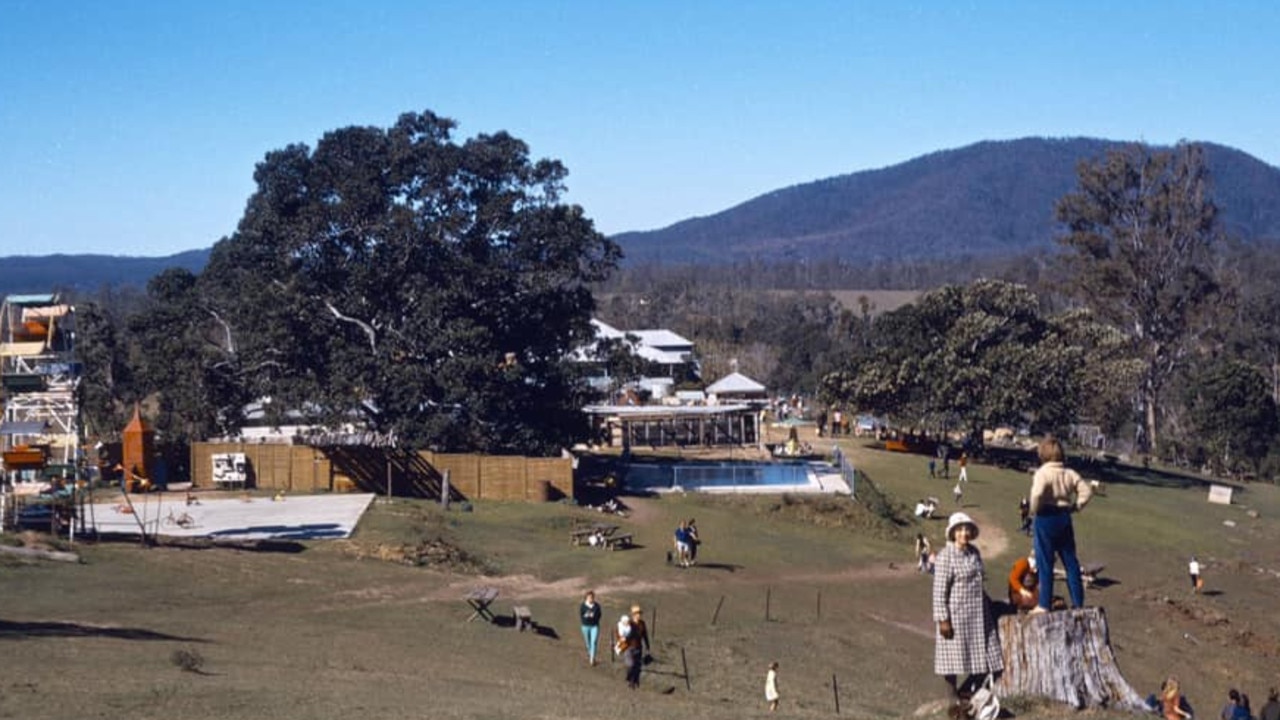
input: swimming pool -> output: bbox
[621,461,814,492]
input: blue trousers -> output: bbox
[1033,511,1085,609]
[581,624,599,662]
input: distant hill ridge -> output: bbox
[613,137,1280,264]
[0,250,210,296]
[4,137,1280,294]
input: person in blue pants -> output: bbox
[579,590,602,665]
[1027,435,1094,615]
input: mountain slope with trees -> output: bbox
[613,137,1280,264]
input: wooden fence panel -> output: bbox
[190,443,571,501]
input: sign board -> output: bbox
[1207,484,1233,505]
[212,453,248,486]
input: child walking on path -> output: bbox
[953,482,963,506]
[765,661,780,712]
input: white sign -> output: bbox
[1207,484,1233,505]
[212,453,248,486]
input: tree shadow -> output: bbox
[982,446,1229,491]
[0,619,210,643]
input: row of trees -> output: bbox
[67,121,1280,478]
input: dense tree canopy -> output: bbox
[1055,142,1221,457]
[1182,359,1278,476]
[819,280,1084,438]
[184,111,620,454]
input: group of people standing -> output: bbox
[932,435,1094,715]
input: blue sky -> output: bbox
[1,1,1277,257]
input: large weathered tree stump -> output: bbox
[997,607,1146,710]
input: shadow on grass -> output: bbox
[0,619,210,643]
[689,562,742,573]
[979,446,1230,491]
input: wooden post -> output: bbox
[816,590,822,620]
[681,646,691,691]
[765,586,771,622]
[441,469,451,510]
[650,605,657,643]
[997,608,1146,710]
[711,595,725,625]
[832,673,840,714]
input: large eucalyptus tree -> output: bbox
[1055,142,1221,457]
[198,111,620,454]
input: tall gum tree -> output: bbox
[1055,142,1220,457]
[199,111,620,454]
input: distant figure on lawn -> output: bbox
[1028,435,1093,615]
[1257,687,1279,720]
[686,518,701,564]
[618,605,650,689]
[674,521,693,568]
[1189,556,1202,594]
[958,452,969,483]
[1018,497,1032,536]
[933,512,1003,715]
[1007,552,1038,613]
[579,590,602,666]
[1158,676,1194,720]
[915,533,934,573]
[764,661,780,712]
[953,482,963,507]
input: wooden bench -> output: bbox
[571,524,619,546]
[604,533,633,551]
[513,605,535,632]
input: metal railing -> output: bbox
[831,446,857,498]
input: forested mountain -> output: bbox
[0,249,210,296]
[5,137,1280,295]
[613,137,1280,264]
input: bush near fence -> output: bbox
[190,443,572,502]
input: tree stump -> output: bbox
[997,608,1146,710]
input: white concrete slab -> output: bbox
[84,493,376,541]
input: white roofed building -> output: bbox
[706,371,767,405]
[577,319,700,392]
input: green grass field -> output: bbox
[2,439,1277,719]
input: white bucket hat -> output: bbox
[945,512,979,541]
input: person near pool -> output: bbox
[1028,434,1094,615]
[933,512,1003,713]
[578,590,602,666]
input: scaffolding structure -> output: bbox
[1,293,81,488]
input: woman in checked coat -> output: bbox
[933,512,1003,711]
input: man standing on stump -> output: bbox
[1028,435,1093,615]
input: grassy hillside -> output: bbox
[2,439,1276,719]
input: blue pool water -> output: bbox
[621,462,812,491]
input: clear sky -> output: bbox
[1,1,1278,257]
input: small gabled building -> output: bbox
[705,371,767,405]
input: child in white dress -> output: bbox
[765,661,780,711]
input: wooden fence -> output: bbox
[190,443,573,502]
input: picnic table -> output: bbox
[464,586,500,623]
[570,523,620,546]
